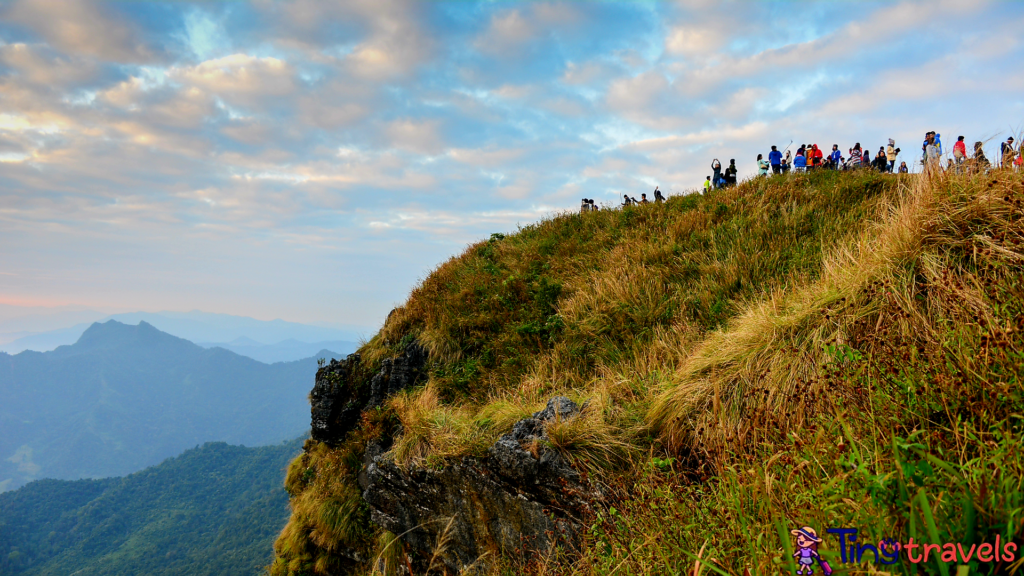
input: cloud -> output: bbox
[2,0,1023,330]
[2,0,157,63]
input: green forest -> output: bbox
[0,437,303,576]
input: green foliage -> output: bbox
[0,437,304,576]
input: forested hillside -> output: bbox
[0,437,303,576]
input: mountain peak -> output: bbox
[67,320,197,354]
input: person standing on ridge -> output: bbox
[769,145,783,174]
[580,198,590,213]
[849,143,863,169]
[782,150,792,173]
[829,145,842,170]
[757,154,770,176]
[704,176,712,194]
[953,136,967,170]
[886,139,897,173]
[712,159,722,189]
[794,148,807,172]
[973,141,991,173]
[640,193,650,204]
[812,144,823,169]
[1002,137,1016,168]
[725,159,738,186]
[874,147,888,172]
[925,134,941,170]
[654,186,665,202]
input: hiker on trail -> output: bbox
[812,144,823,169]
[757,154,770,176]
[589,199,598,211]
[1002,137,1016,168]
[769,145,783,174]
[973,141,991,173]
[580,198,590,213]
[794,148,807,172]
[654,186,665,202]
[712,159,723,189]
[640,193,650,204]
[921,131,933,164]
[725,159,738,186]
[782,150,792,173]
[704,176,712,194]
[829,145,842,170]
[934,133,943,155]
[898,161,909,173]
[953,136,967,168]
[623,194,633,207]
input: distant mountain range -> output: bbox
[0,308,363,362]
[0,320,331,492]
[0,437,302,576]
[198,337,358,364]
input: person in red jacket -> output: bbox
[813,144,824,169]
[953,136,967,172]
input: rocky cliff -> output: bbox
[292,339,601,574]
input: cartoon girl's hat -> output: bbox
[790,527,822,542]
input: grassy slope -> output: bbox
[274,168,1024,575]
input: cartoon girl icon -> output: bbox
[791,526,830,575]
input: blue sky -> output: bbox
[1,0,1022,330]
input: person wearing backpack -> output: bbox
[725,159,738,185]
[1002,137,1016,168]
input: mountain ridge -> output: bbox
[0,320,326,492]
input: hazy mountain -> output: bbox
[0,437,302,576]
[0,320,322,492]
[199,337,358,364]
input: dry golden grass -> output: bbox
[275,167,1024,576]
[649,168,1024,463]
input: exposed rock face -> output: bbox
[309,340,427,446]
[363,397,601,574]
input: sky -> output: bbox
[2,0,1023,331]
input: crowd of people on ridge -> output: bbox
[580,132,1023,212]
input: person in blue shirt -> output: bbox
[768,145,783,174]
[829,145,842,169]
[794,150,807,172]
